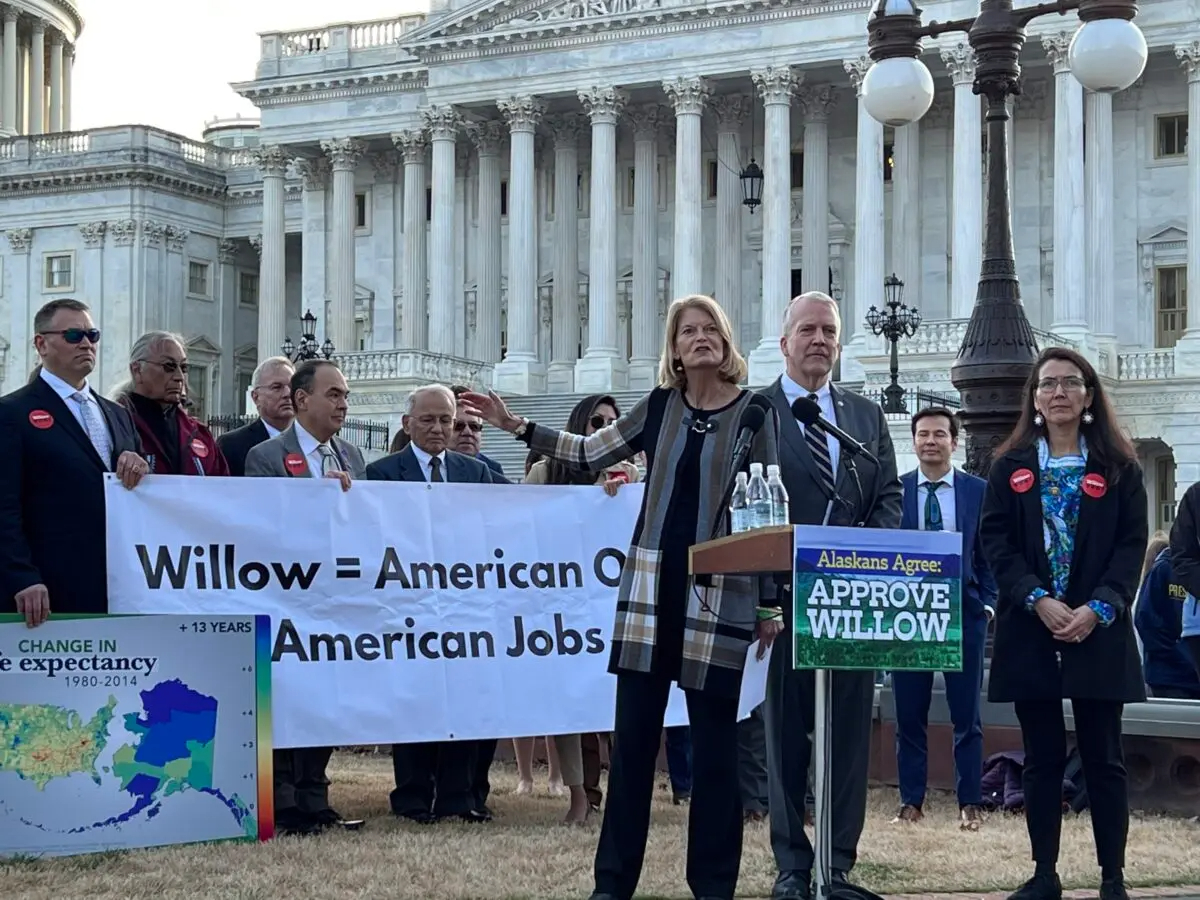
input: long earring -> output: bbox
[1033,412,1044,427]
[1082,408,1094,425]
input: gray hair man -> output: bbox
[217,356,296,477]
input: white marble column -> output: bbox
[467,120,505,363]
[1043,33,1087,339]
[29,22,45,135]
[664,77,709,298]
[628,104,664,389]
[748,66,800,385]
[1085,90,1114,344]
[1179,42,1200,343]
[293,157,330,344]
[492,96,545,393]
[575,86,628,392]
[393,130,428,350]
[63,49,73,131]
[711,94,751,347]
[321,137,366,355]
[421,106,461,357]
[49,34,63,133]
[941,42,982,319]
[547,114,584,393]
[253,146,290,365]
[2,11,17,134]
[844,56,885,379]
[370,153,399,349]
[799,85,836,295]
[890,121,920,291]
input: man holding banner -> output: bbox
[760,292,903,900]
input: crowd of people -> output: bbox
[1,291,1188,900]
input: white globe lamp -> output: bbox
[1067,18,1148,93]
[861,57,936,127]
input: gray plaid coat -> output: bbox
[525,386,779,698]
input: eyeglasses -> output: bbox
[589,415,617,430]
[1036,376,1087,394]
[40,328,100,344]
[143,359,190,374]
[454,421,483,433]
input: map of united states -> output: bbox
[0,696,117,789]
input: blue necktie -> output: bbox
[924,481,944,532]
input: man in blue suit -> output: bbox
[891,407,997,831]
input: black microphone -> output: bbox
[708,400,769,542]
[790,396,878,465]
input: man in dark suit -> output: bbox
[891,407,997,831]
[0,299,149,626]
[760,291,903,900]
[450,384,509,483]
[367,383,494,824]
[217,356,295,476]
[245,359,363,836]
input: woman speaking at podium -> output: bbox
[979,347,1146,900]
[462,293,783,900]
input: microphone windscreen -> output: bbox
[791,396,822,426]
[738,402,767,436]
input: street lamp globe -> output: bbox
[1068,19,1148,93]
[862,57,936,127]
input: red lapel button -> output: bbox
[284,453,307,476]
[191,438,209,459]
[1083,473,1107,499]
[1009,468,1034,494]
[28,410,54,429]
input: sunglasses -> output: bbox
[41,328,101,344]
[590,415,617,430]
[143,359,190,374]
[454,421,483,433]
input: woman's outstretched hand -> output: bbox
[458,390,522,433]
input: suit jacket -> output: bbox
[244,424,367,479]
[216,418,270,477]
[901,468,998,626]
[760,378,903,530]
[365,444,494,483]
[0,377,143,614]
[980,446,1147,703]
[477,451,510,485]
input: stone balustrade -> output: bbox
[334,348,495,391]
[256,15,427,78]
[0,126,256,171]
[1118,349,1176,381]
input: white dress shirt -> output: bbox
[262,419,282,439]
[916,465,957,533]
[39,367,110,436]
[408,442,448,483]
[780,372,840,475]
[293,421,341,477]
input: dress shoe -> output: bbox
[312,807,365,831]
[587,894,621,900]
[672,790,691,805]
[437,808,492,824]
[1100,877,1128,900]
[1007,873,1062,900]
[772,870,812,900]
[891,804,923,824]
[830,869,851,884]
[959,804,985,831]
[393,810,436,825]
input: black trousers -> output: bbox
[472,738,497,811]
[274,747,335,816]
[390,740,475,818]
[1014,699,1127,873]
[738,704,769,814]
[594,670,743,900]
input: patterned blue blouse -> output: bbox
[1023,435,1116,626]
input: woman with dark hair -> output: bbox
[463,293,782,900]
[519,393,640,824]
[980,346,1147,900]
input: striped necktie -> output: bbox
[71,390,112,470]
[804,392,835,495]
[317,444,339,476]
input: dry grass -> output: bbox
[5,752,1200,900]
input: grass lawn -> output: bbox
[5,751,1199,899]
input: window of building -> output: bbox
[790,151,805,190]
[705,159,718,200]
[187,261,210,297]
[883,143,895,182]
[1155,114,1188,160]
[186,364,208,419]
[1155,265,1188,348]
[500,180,509,217]
[43,253,73,292]
[239,272,259,308]
[235,370,252,410]
[355,192,369,229]
[425,187,432,222]
[1156,456,1177,530]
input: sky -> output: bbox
[73,0,428,140]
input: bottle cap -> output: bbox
[750,461,764,474]
[767,464,781,477]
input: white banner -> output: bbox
[105,475,768,749]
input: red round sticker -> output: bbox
[28,409,54,430]
[284,453,307,476]
[1009,468,1034,494]
[607,471,629,484]
[1083,473,1107,499]
[190,438,209,459]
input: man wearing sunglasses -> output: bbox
[450,384,508,483]
[0,299,148,628]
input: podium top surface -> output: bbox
[689,525,794,577]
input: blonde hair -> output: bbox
[657,294,747,390]
[1140,529,1170,586]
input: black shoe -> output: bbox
[587,894,621,900]
[672,790,691,805]
[436,808,492,824]
[772,870,812,900]
[831,869,851,884]
[1100,877,1128,900]
[276,809,320,837]
[1007,873,1063,900]
[311,807,365,831]
[393,809,436,825]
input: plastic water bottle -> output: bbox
[746,462,772,529]
[767,464,790,525]
[729,471,750,533]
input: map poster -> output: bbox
[791,524,963,672]
[0,613,273,858]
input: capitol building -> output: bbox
[0,0,1196,521]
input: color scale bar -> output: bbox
[254,614,275,841]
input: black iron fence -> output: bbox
[206,415,391,453]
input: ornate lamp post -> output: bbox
[866,274,922,414]
[858,0,1146,474]
[281,309,336,363]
